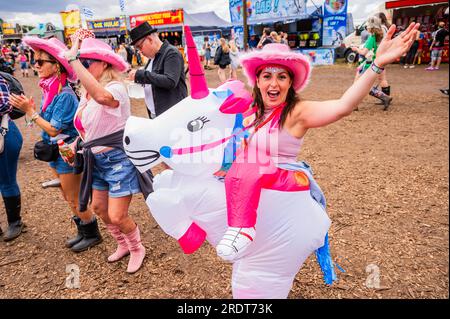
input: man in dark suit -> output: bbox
[127,22,187,119]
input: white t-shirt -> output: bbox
[143,59,155,117]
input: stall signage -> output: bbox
[87,18,125,31]
[229,0,307,24]
[298,48,335,66]
[322,0,347,46]
[129,9,184,28]
[323,0,348,16]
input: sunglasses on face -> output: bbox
[34,59,56,67]
[80,58,100,68]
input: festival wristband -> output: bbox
[30,111,39,122]
[371,62,385,74]
[67,52,80,63]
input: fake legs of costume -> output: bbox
[217,156,310,262]
[0,120,25,241]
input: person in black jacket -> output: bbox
[127,22,187,119]
[214,38,231,84]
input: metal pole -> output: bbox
[243,0,248,50]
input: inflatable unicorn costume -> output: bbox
[123,26,336,298]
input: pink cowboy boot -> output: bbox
[106,224,130,262]
[124,225,146,273]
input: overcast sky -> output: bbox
[0,0,384,28]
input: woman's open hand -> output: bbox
[375,22,420,68]
[9,94,36,115]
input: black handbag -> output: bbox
[33,140,59,162]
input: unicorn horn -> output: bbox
[184,25,209,99]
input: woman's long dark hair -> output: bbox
[377,12,391,28]
[252,70,300,129]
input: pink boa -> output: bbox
[39,73,67,113]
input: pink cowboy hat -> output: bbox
[22,36,77,82]
[78,38,129,73]
[240,43,311,92]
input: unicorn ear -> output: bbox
[219,90,253,114]
[212,89,233,100]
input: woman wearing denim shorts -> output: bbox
[10,37,102,252]
[63,35,146,274]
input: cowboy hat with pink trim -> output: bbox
[22,36,77,82]
[78,38,129,73]
[239,43,312,92]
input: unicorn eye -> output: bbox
[187,116,210,132]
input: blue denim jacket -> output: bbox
[279,161,338,285]
[39,86,79,144]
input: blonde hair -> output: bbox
[98,64,122,86]
[270,31,280,43]
[219,38,229,53]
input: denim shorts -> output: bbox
[49,155,75,175]
[431,48,443,59]
[92,148,140,197]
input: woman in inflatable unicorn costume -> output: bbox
[123,24,419,298]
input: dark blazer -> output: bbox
[134,41,188,117]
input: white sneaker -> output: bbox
[216,227,256,262]
[42,178,61,188]
[403,65,409,68]
[409,65,415,68]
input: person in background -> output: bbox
[403,29,421,68]
[202,36,212,70]
[426,21,449,71]
[0,73,24,241]
[351,16,392,110]
[127,22,187,119]
[18,51,29,78]
[229,39,240,80]
[257,28,273,48]
[376,12,392,98]
[248,35,259,49]
[117,44,128,63]
[214,38,231,84]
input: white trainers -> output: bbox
[42,178,61,188]
[216,227,256,262]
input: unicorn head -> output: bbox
[123,26,252,177]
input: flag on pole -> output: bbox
[119,0,126,12]
[81,6,94,19]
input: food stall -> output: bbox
[86,17,127,46]
[386,0,449,63]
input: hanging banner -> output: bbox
[322,0,347,46]
[322,15,347,46]
[60,10,82,39]
[229,0,307,24]
[2,23,16,35]
[232,26,244,49]
[323,0,347,16]
[129,9,184,28]
[87,17,126,32]
[60,10,81,28]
